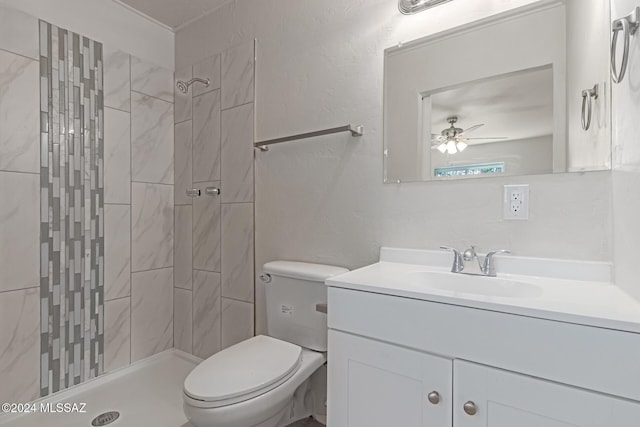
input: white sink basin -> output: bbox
[406,270,543,298]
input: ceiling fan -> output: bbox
[431,116,507,154]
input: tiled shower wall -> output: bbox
[39,20,105,396]
[0,6,41,403]
[0,4,174,403]
[103,50,175,368]
[173,42,255,358]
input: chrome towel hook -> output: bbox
[611,7,640,84]
[581,84,598,131]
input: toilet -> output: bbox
[183,261,349,427]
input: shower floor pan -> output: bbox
[0,350,199,427]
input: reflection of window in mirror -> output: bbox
[434,163,505,178]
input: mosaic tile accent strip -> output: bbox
[39,20,104,397]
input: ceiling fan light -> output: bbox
[437,142,447,153]
[446,140,457,154]
[398,0,453,15]
[456,141,468,151]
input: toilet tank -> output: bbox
[262,261,348,352]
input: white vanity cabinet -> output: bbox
[454,360,640,427]
[326,287,640,427]
[329,330,452,426]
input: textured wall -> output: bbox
[176,0,614,333]
[612,0,640,301]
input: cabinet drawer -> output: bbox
[328,287,640,401]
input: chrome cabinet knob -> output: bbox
[463,401,477,416]
[427,391,440,405]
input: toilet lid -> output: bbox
[184,335,302,403]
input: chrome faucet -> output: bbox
[440,246,463,273]
[441,246,510,277]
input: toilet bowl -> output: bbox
[183,261,348,427]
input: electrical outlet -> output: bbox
[503,184,529,220]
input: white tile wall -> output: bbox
[131,57,174,102]
[222,203,255,303]
[104,297,131,372]
[0,7,178,399]
[132,182,174,272]
[105,205,131,301]
[0,171,39,292]
[193,180,222,272]
[131,268,174,362]
[0,4,39,60]
[193,270,221,358]
[221,42,254,109]
[193,54,221,96]
[173,43,255,360]
[0,288,40,403]
[221,298,254,350]
[103,47,131,112]
[174,288,193,354]
[221,103,254,203]
[0,49,39,174]
[174,205,193,290]
[0,8,41,400]
[104,107,131,204]
[193,89,221,183]
[174,120,193,205]
[131,92,174,185]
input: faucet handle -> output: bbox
[482,249,511,276]
[463,245,478,261]
[440,246,464,273]
[440,246,462,257]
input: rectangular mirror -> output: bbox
[384,0,611,183]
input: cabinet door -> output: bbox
[328,330,452,427]
[454,360,640,427]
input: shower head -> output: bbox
[176,77,210,94]
[176,80,189,93]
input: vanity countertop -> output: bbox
[326,247,640,334]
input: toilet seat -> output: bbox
[183,335,303,408]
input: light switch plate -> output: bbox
[503,184,529,220]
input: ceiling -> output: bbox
[114,0,231,30]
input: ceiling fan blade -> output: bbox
[459,123,484,135]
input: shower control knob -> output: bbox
[427,391,440,405]
[463,401,478,416]
[205,187,221,196]
[186,188,201,197]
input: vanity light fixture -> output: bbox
[398,0,452,15]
